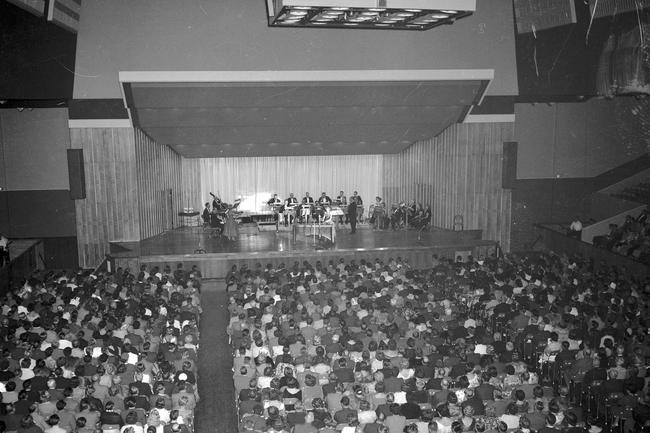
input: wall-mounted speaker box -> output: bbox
[67,149,86,199]
[502,142,518,189]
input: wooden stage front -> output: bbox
[112,224,497,278]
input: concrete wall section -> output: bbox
[0,108,71,191]
[515,98,650,179]
[73,0,517,99]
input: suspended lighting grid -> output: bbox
[270,5,472,30]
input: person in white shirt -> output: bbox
[568,217,583,239]
[0,233,9,267]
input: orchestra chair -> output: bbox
[553,360,573,392]
[453,214,464,231]
[519,334,538,365]
[604,392,630,430]
[584,380,604,420]
[569,378,585,406]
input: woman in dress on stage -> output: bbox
[369,196,386,230]
[222,199,241,241]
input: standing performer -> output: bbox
[335,191,347,225]
[348,196,358,234]
[201,203,211,227]
[222,199,241,241]
[351,191,364,223]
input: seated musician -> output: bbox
[267,194,282,223]
[410,203,423,226]
[390,203,404,230]
[335,191,347,224]
[209,203,225,231]
[406,200,417,225]
[420,205,432,229]
[284,193,298,226]
[318,192,332,206]
[301,192,314,223]
[322,206,333,224]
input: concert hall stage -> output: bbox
[111,224,497,278]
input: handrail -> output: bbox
[92,254,114,274]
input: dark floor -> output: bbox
[195,280,238,433]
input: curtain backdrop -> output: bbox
[182,155,382,213]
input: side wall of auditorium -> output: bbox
[511,98,649,250]
[0,108,78,269]
[383,122,514,252]
[70,126,183,268]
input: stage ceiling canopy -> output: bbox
[119,70,492,158]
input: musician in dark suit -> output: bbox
[350,191,363,223]
[336,191,347,225]
[318,192,332,205]
[201,203,211,227]
[348,196,358,234]
[284,193,298,226]
[268,193,281,207]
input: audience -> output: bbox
[593,208,650,265]
[227,252,650,432]
[0,265,202,433]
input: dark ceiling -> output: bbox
[121,70,492,157]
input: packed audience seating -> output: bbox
[227,253,650,433]
[593,208,650,265]
[0,264,202,433]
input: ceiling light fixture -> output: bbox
[266,0,475,30]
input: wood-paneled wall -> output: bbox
[382,122,514,251]
[70,128,140,268]
[135,129,183,240]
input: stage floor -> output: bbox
[110,223,496,277]
[128,223,491,257]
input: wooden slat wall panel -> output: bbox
[180,158,201,213]
[134,128,183,240]
[70,127,140,268]
[382,122,514,251]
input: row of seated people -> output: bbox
[592,209,650,265]
[0,263,202,433]
[367,199,432,231]
[226,253,650,433]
